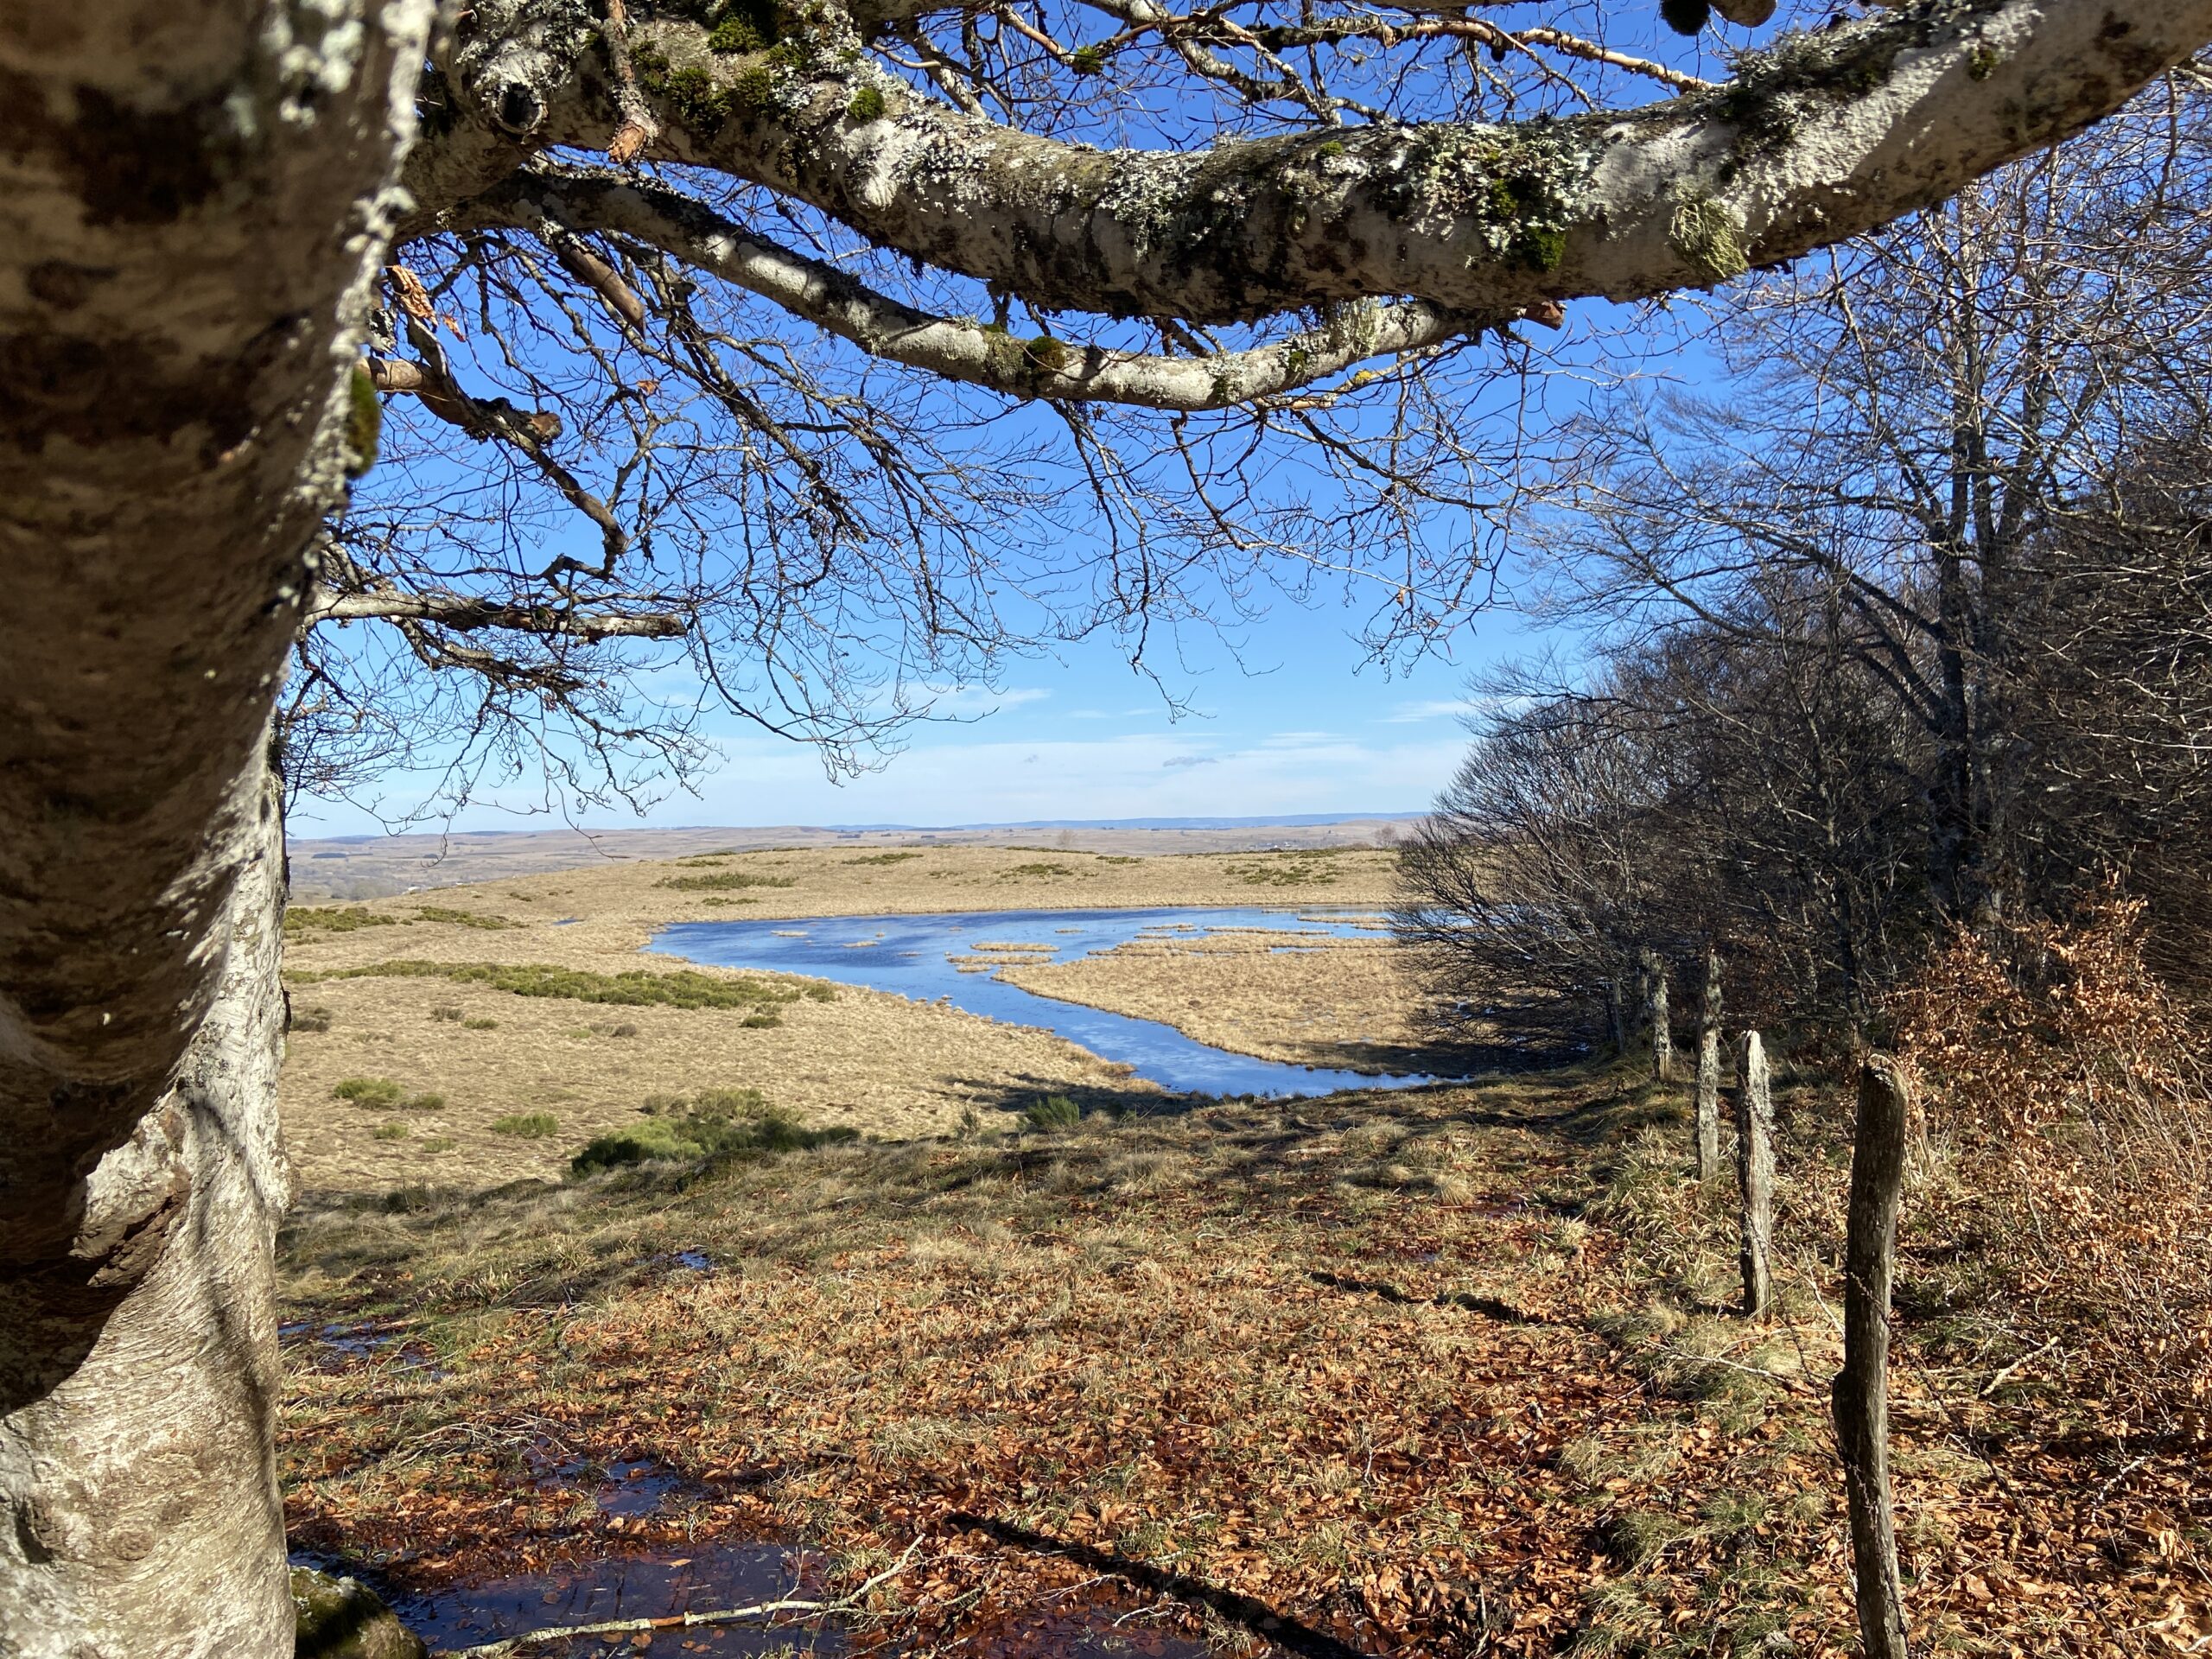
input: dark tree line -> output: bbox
[1398,80,2212,1041]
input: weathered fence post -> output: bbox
[1606,976,1628,1056]
[1646,953,1672,1081]
[1834,1055,1912,1659]
[1735,1030,1774,1317]
[1694,949,1722,1179]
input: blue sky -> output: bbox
[295,9,1762,839]
[289,586,1545,834]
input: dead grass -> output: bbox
[278,846,1410,1195]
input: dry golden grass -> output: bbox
[1001,922,1481,1075]
[280,844,1412,1195]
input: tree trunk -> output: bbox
[1735,1031,1775,1318]
[1834,1055,1913,1659]
[1607,976,1628,1056]
[0,1,432,1651]
[1,772,294,1656]
[1649,963,1672,1082]
[1694,950,1722,1179]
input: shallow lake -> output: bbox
[649,907,1433,1099]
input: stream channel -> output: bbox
[650,906,1434,1097]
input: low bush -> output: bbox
[1024,1095,1082,1131]
[370,1122,408,1141]
[461,1016,499,1031]
[491,1112,559,1139]
[284,906,397,938]
[430,1005,464,1023]
[290,1006,334,1033]
[332,1077,403,1107]
[332,1077,443,1111]
[293,959,800,1011]
[571,1090,855,1175]
[655,872,798,892]
[414,906,518,929]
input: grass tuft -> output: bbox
[291,960,803,1011]
[655,872,798,892]
[571,1088,855,1174]
[491,1112,560,1139]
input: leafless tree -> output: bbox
[1402,77,2212,1045]
[8,0,2209,1649]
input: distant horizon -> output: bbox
[292,810,1427,844]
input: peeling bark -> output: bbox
[0,0,433,1649]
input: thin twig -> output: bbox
[433,1538,921,1657]
[1979,1335,2061,1396]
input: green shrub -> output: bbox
[655,872,797,892]
[802,982,836,1002]
[571,1089,855,1175]
[414,906,518,929]
[846,851,920,865]
[419,1135,459,1153]
[431,1004,464,1023]
[293,960,798,1011]
[284,906,397,938]
[371,1122,409,1141]
[1024,1095,1082,1131]
[461,1016,499,1031]
[491,1112,559,1138]
[333,1077,404,1107]
[290,1005,334,1033]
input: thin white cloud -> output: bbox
[915,684,1052,715]
[1381,695,1531,725]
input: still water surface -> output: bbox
[650,907,1433,1098]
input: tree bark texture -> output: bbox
[1649,963,1672,1082]
[0,0,433,1651]
[439,0,2212,330]
[1834,1055,1913,1659]
[1695,950,1722,1179]
[1735,1031,1776,1318]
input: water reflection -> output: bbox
[649,908,1432,1098]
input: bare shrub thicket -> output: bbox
[1894,898,2212,1447]
[1397,78,2212,1477]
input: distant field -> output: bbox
[286,818,1423,901]
[279,841,1446,1195]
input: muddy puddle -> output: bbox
[313,1530,1212,1659]
[387,1541,837,1656]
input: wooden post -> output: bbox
[1735,1030,1774,1317]
[1694,949,1722,1179]
[1649,965,1672,1080]
[1606,976,1627,1056]
[1834,1055,1912,1659]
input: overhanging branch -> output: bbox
[305,587,688,639]
[460,163,1501,409]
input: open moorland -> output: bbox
[278,840,1417,1194]
[276,836,2202,1656]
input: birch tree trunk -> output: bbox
[1735,1031,1775,1318]
[1694,950,1723,1179]
[0,1,431,1651]
[1649,963,1673,1082]
[1834,1055,1913,1659]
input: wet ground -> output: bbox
[650,907,1429,1098]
